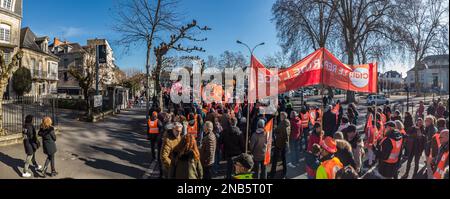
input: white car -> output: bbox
[367,95,390,106]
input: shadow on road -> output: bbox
[90,145,150,168]
[0,152,25,177]
[78,157,145,179]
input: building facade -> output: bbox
[17,27,58,97]
[379,70,404,92]
[50,38,118,97]
[1,0,22,98]
[406,55,449,93]
[50,38,87,96]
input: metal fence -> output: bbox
[1,96,58,135]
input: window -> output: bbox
[0,24,11,43]
[1,0,13,11]
[63,59,69,68]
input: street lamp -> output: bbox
[236,40,265,153]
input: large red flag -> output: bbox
[249,48,378,101]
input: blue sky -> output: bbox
[23,0,281,71]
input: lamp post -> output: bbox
[236,40,265,153]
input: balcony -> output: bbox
[31,70,58,81]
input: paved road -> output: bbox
[0,108,152,179]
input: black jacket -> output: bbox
[220,126,245,159]
[39,127,57,155]
[323,111,337,137]
[335,139,357,169]
[376,130,403,178]
[23,123,38,155]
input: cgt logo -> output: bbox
[349,67,369,88]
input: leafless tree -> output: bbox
[327,0,394,102]
[273,0,345,98]
[385,0,448,96]
[263,51,290,69]
[0,51,22,136]
[153,20,210,108]
[218,51,247,69]
[113,0,179,119]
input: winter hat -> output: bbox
[232,153,254,170]
[385,121,396,128]
[257,119,266,128]
[320,137,338,154]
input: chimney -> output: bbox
[54,37,61,46]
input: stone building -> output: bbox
[406,54,449,93]
[17,27,58,97]
[0,0,22,98]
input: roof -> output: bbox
[423,54,449,62]
[20,27,58,59]
[383,70,402,77]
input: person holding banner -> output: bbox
[269,112,291,179]
[250,119,269,179]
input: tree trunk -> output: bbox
[145,44,151,120]
[84,89,92,118]
[0,80,8,136]
[346,43,356,103]
[414,62,421,97]
[155,58,163,109]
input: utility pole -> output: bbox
[236,40,265,153]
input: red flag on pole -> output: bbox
[264,119,274,166]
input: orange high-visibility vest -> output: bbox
[148,119,159,134]
[300,113,310,129]
[187,119,199,137]
[309,110,316,125]
[321,157,344,179]
[433,151,449,179]
[382,138,403,164]
[316,109,323,123]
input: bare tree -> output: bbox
[263,51,290,69]
[218,51,247,69]
[153,20,210,108]
[113,0,178,119]
[68,46,96,119]
[385,0,448,96]
[273,0,339,61]
[327,0,394,102]
[0,51,22,136]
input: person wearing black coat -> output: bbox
[38,117,58,177]
[375,122,404,179]
[220,117,245,179]
[22,115,41,178]
[323,105,338,137]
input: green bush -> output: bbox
[57,98,87,110]
[12,67,32,96]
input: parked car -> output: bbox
[367,95,390,106]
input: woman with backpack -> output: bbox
[37,117,58,177]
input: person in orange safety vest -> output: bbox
[316,137,344,179]
[427,129,449,179]
[375,121,404,179]
[147,111,163,160]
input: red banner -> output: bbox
[249,48,378,100]
[264,119,274,166]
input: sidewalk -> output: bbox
[0,108,151,179]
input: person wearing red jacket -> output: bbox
[289,111,302,168]
[308,123,324,152]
